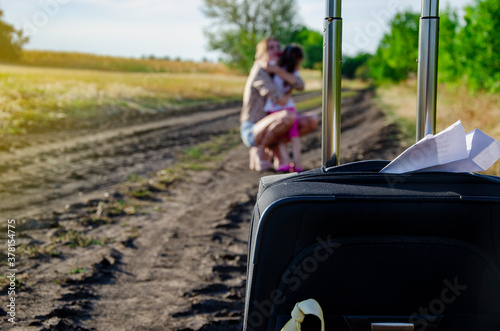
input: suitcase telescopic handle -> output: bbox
[321,0,440,167]
[321,0,342,167]
[417,0,440,140]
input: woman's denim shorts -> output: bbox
[240,121,256,147]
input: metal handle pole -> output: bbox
[322,0,342,167]
[416,0,439,140]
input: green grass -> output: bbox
[143,129,243,190]
[0,273,27,289]
[69,268,86,275]
[105,199,139,216]
[17,243,60,259]
[127,173,144,182]
[17,244,43,258]
[130,188,154,200]
[179,130,242,164]
[56,230,108,248]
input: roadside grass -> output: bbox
[376,80,500,175]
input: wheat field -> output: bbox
[19,50,232,74]
[0,64,247,134]
[0,58,323,135]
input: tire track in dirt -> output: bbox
[0,93,323,226]
[82,88,404,330]
[0,89,406,330]
[0,106,239,224]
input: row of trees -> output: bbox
[203,0,498,93]
[365,0,499,92]
[2,0,496,92]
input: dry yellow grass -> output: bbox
[0,64,248,134]
[377,79,500,175]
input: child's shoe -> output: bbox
[277,164,292,173]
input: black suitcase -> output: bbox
[243,1,500,330]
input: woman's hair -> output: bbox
[278,44,304,73]
[255,37,279,61]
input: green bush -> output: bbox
[342,53,372,79]
[367,12,420,84]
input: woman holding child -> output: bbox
[240,37,318,172]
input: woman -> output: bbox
[240,37,319,171]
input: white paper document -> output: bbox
[381,120,500,174]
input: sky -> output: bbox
[2,0,473,62]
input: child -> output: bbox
[264,44,304,172]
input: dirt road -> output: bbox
[1,89,405,330]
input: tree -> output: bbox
[290,26,323,70]
[367,0,499,92]
[457,0,500,92]
[342,53,372,79]
[437,6,461,84]
[0,7,28,62]
[367,11,420,84]
[201,0,299,72]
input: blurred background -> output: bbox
[0,1,498,328]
